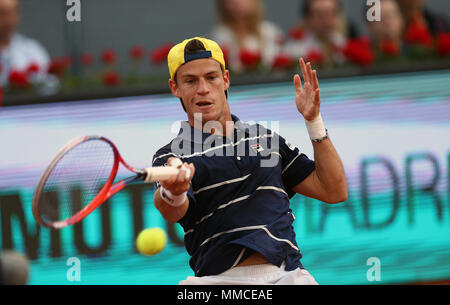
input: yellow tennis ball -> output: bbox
[136,228,166,256]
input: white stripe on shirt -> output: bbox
[281,152,302,174]
[194,174,251,195]
[152,134,273,164]
[231,248,247,269]
[262,227,299,252]
[185,186,288,236]
[256,186,288,196]
[199,225,267,247]
[197,225,299,253]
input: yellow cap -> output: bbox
[167,37,226,79]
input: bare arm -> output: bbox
[291,58,347,204]
[153,158,195,223]
[292,139,347,204]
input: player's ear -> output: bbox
[223,69,230,92]
[169,78,181,98]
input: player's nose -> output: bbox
[197,77,210,95]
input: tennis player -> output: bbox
[152,37,347,285]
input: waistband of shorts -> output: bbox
[219,261,286,278]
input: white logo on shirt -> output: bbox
[251,143,264,154]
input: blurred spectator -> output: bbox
[397,0,449,37]
[367,0,405,58]
[0,250,30,285]
[284,0,352,67]
[0,0,50,86]
[211,0,284,73]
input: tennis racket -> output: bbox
[32,135,185,229]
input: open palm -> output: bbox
[293,58,321,121]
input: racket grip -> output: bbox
[169,158,191,180]
[143,167,179,182]
[169,158,183,167]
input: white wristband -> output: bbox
[305,113,327,141]
[159,186,187,207]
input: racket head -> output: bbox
[32,135,124,229]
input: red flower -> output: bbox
[289,26,305,40]
[102,71,120,86]
[437,32,450,56]
[81,52,94,66]
[379,40,400,56]
[305,50,324,65]
[272,53,294,70]
[48,58,67,77]
[150,43,174,65]
[239,49,262,69]
[405,20,433,47]
[26,62,40,74]
[343,37,375,67]
[101,49,116,64]
[130,45,145,60]
[8,70,30,88]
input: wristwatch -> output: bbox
[311,129,328,143]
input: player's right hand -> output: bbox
[160,157,195,196]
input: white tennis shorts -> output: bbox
[179,262,318,285]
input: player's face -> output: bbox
[369,0,404,41]
[307,0,339,39]
[0,0,19,41]
[170,58,231,126]
[223,0,256,20]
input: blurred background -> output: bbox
[0,0,449,285]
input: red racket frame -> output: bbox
[32,136,145,229]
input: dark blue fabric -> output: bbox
[152,114,315,277]
[184,51,213,63]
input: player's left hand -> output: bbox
[293,58,321,121]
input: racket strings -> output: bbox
[39,139,115,223]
